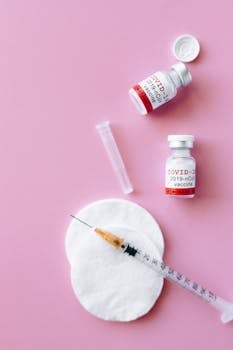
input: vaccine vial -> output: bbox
[165,135,196,198]
[129,62,192,115]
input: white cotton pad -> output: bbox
[65,198,165,321]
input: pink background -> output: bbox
[1,0,233,348]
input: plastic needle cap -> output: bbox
[96,121,133,194]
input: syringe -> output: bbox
[71,216,233,324]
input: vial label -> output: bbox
[165,164,196,196]
[134,72,175,113]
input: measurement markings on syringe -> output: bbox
[135,247,217,303]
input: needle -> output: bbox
[70,215,93,229]
[70,215,124,250]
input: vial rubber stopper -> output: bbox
[168,134,195,149]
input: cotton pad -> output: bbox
[65,198,165,321]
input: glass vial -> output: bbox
[165,135,196,198]
[129,62,192,115]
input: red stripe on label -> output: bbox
[133,84,153,114]
[165,188,195,196]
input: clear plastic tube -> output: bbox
[96,121,133,194]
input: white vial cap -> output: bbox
[172,34,200,62]
[168,135,195,149]
[172,62,192,87]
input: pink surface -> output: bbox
[1,0,233,348]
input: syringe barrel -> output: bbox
[123,243,217,304]
[122,242,233,324]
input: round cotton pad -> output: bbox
[65,198,165,321]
